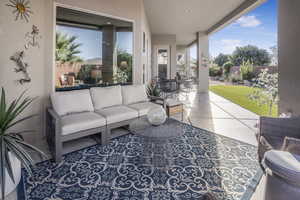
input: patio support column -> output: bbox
[102,25,117,84]
[197,32,209,93]
[278,0,300,115]
[186,47,191,77]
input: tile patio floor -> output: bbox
[7,88,266,200]
[175,90,259,146]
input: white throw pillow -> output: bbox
[90,85,122,110]
[122,85,148,105]
[50,89,94,116]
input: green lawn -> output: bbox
[209,85,278,117]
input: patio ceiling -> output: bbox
[144,0,266,45]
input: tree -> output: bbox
[56,32,83,63]
[223,61,234,79]
[240,60,255,81]
[249,69,278,116]
[117,49,133,83]
[214,53,230,67]
[231,45,271,66]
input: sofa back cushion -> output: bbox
[90,85,122,110]
[122,85,148,105]
[50,89,94,116]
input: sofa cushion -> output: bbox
[96,106,138,124]
[128,102,161,116]
[61,112,106,136]
[51,89,94,116]
[122,85,148,105]
[90,85,122,110]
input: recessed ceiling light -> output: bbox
[185,9,192,13]
[106,22,112,25]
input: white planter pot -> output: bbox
[0,152,21,198]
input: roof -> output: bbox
[144,0,266,45]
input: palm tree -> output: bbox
[56,32,83,63]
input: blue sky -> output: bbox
[209,0,277,57]
[57,25,133,60]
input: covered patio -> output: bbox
[1,0,300,200]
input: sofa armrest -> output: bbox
[47,108,60,122]
[46,108,61,139]
[149,95,164,101]
[46,108,63,162]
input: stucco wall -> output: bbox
[140,0,152,84]
[152,34,177,79]
[0,0,47,147]
[0,0,151,143]
[278,0,300,115]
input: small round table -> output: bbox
[129,117,184,140]
[129,117,185,168]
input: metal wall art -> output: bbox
[10,51,31,84]
[6,0,33,22]
[25,25,41,49]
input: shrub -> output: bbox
[223,61,234,79]
[230,73,242,83]
[209,66,222,77]
[77,65,99,84]
[240,60,255,81]
[249,69,278,115]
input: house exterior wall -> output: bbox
[230,66,278,75]
[0,0,151,140]
[151,34,177,79]
[0,0,47,147]
[278,0,300,115]
[140,0,152,84]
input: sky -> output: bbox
[57,0,277,61]
[57,25,133,60]
[209,0,277,58]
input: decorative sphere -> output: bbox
[147,107,167,126]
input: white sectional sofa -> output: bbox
[46,85,162,162]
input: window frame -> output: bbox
[54,3,136,91]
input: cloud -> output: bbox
[235,15,262,27]
[220,39,242,54]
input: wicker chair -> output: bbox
[257,116,300,166]
[157,79,179,99]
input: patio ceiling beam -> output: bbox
[206,0,267,35]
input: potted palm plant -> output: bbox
[146,82,161,98]
[0,88,46,199]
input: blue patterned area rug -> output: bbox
[18,119,263,200]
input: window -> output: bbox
[55,7,133,90]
